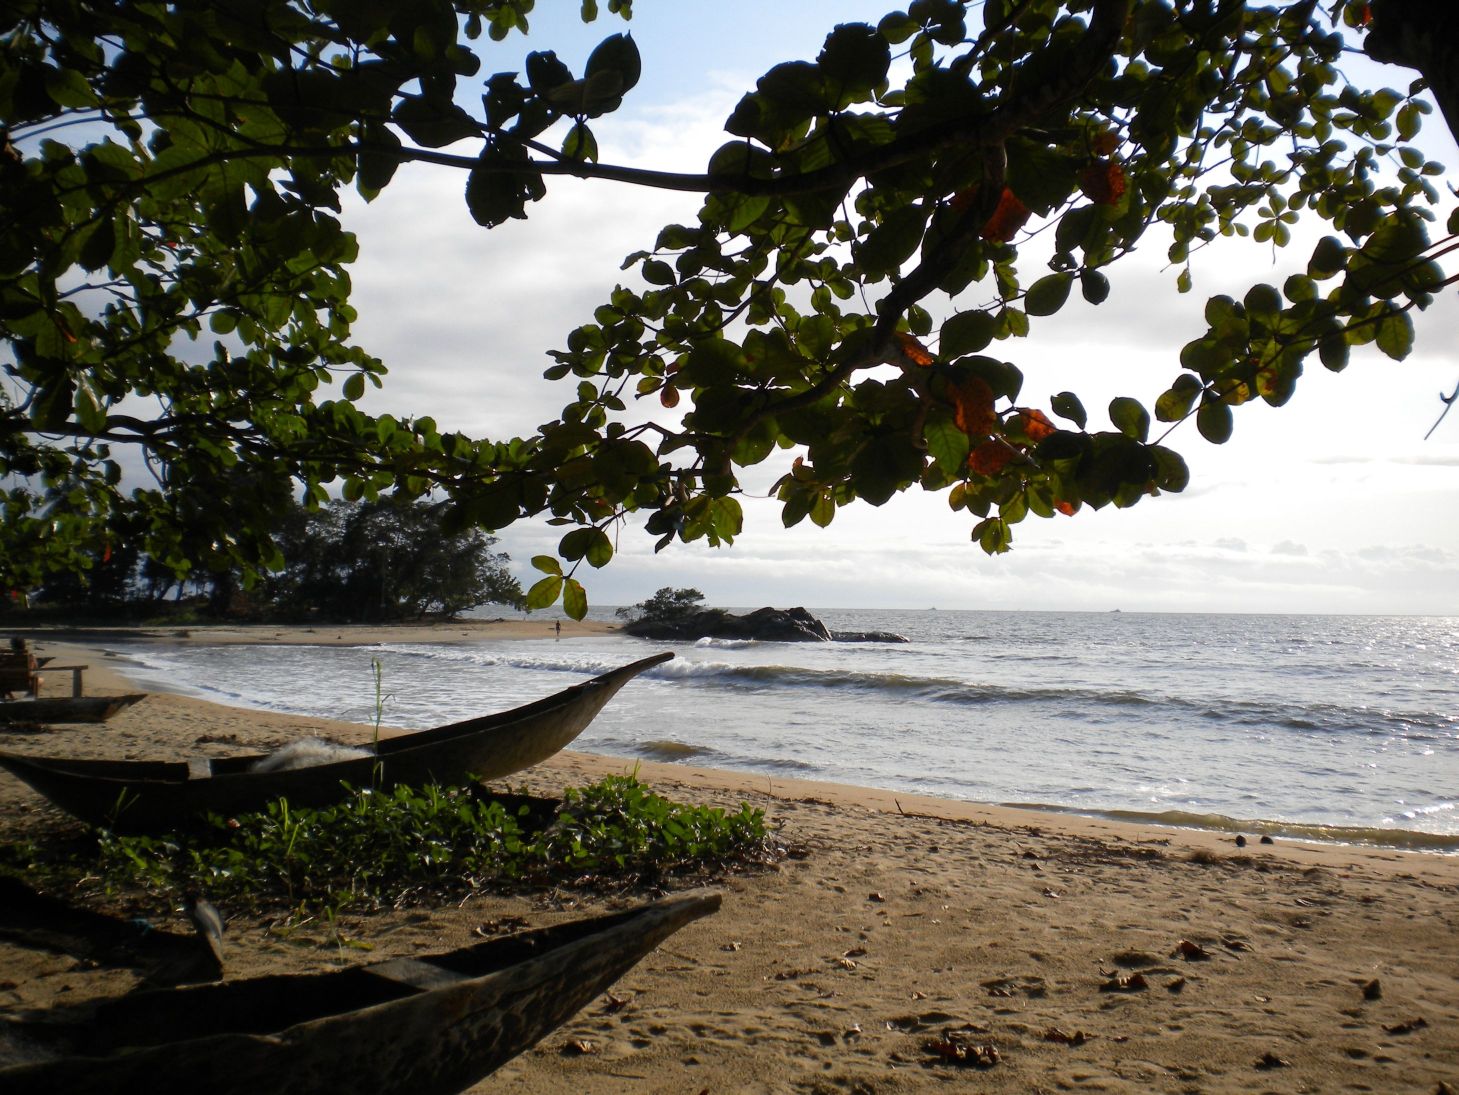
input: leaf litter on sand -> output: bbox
[923,1029,1001,1068]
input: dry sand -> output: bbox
[1,627,1456,1093]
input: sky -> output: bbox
[338,3,1459,615]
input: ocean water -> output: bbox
[112,610,1459,850]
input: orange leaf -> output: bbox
[980,187,1031,243]
[1055,499,1078,516]
[894,332,936,367]
[1079,160,1126,206]
[968,440,1013,477]
[952,376,997,436]
[1092,130,1119,156]
[1015,408,1057,442]
[950,185,979,214]
[101,543,112,563]
[1358,3,1372,26]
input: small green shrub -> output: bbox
[86,775,773,913]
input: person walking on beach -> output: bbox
[554,621,561,639]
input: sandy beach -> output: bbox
[1,625,1456,1093]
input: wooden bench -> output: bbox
[43,664,90,698]
[0,653,88,698]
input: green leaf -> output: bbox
[392,94,480,148]
[858,204,927,275]
[1149,445,1189,492]
[1374,310,1414,360]
[1024,273,1073,317]
[973,516,1012,554]
[940,309,997,355]
[562,577,588,620]
[1051,391,1086,428]
[1108,396,1150,441]
[585,33,641,95]
[809,492,835,528]
[526,574,563,610]
[532,555,563,576]
[1005,138,1078,216]
[1243,283,1282,316]
[342,373,366,401]
[74,385,106,433]
[1307,235,1348,279]
[1196,401,1233,444]
[924,409,970,476]
[1318,334,1349,372]
[562,122,598,162]
[1080,268,1110,305]
[817,23,891,96]
[1155,375,1202,421]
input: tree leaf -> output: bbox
[1108,396,1150,441]
[940,309,997,355]
[526,574,563,610]
[1050,391,1087,428]
[1196,401,1233,444]
[562,577,588,620]
[924,409,971,476]
[532,555,563,576]
[1025,273,1073,317]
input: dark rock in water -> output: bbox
[624,606,830,642]
[623,606,906,643]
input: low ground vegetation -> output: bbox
[1,775,776,916]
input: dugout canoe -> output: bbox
[0,889,719,1095]
[0,653,671,831]
[0,695,145,725]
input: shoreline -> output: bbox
[5,624,1455,870]
[2,627,1457,1091]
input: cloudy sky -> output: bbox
[341,4,1459,615]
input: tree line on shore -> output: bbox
[10,496,524,623]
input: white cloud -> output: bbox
[324,22,1459,616]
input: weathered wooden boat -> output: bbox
[0,653,671,831]
[0,694,145,725]
[0,889,719,1095]
[0,876,222,987]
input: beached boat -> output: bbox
[0,889,719,1095]
[0,876,222,986]
[0,653,671,831]
[0,695,145,725]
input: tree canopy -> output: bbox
[2,0,1454,616]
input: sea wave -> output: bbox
[1006,803,1459,853]
[645,658,1452,739]
[633,740,720,761]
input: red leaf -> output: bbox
[894,332,936,367]
[980,187,1031,243]
[967,441,1013,477]
[660,385,680,409]
[1015,408,1057,442]
[950,185,979,214]
[1079,161,1126,206]
[952,376,996,436]
[1054,499,1078,517]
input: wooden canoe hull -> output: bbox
[0,653,671,831]
[0,695,145,725]
[0,889,720,1095]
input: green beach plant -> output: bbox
[78,776,774,914]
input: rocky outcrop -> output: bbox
[623,607,907,644]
